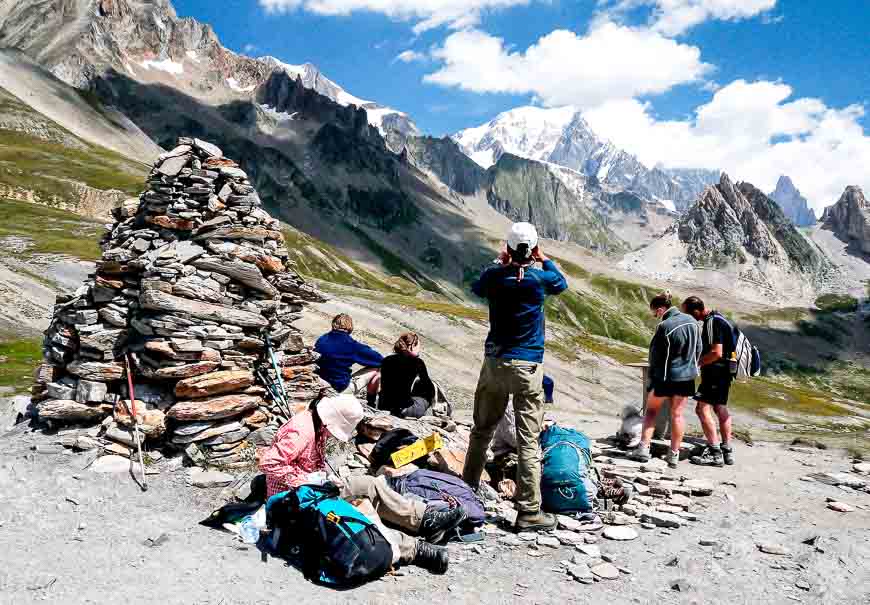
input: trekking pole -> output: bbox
[124,353,148,491]
[264,332,289,409]
[256,368,292,420]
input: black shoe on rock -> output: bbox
[419,505,467,543]
[413,541,449,574]
[721,444,735,466]
[690,446,724,467]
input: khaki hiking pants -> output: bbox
[341,475,426,564]
[463,357,545,514]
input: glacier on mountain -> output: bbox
[454,106,719,210]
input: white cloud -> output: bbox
[424,22,712,107]
[243,43,258,54]
[394,50,427,63]
[257,0,534,32]
[582,80,870,211]
[600,0,777,35]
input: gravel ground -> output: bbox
[1,422,867,605]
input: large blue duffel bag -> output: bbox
[539,425,597,514]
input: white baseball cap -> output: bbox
[507,222,538,252]
[317,394,364,442]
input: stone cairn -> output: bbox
[31,138,326,468]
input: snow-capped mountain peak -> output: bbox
[454,105,720,210]
[453,105,578,168]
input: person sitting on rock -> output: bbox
[377,332,436,419]
[314,314,383,405]
[258,394,466,575]
[630,292,701,468]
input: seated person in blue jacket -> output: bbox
[378,332,436,418]
[314,314,383,405]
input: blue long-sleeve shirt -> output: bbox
[472,259,568,363]
[314,330,384,392]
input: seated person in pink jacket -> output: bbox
[258,394,465,574]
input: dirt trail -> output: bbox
[1,420,867,605]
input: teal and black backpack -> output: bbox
[266,483,393,587]
[540,425,597,514]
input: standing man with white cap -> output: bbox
[462,222,568,531]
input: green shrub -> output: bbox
[815,294,859,313]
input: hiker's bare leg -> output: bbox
[640,391,666,447]
[367,372,381,396]
[696,401,721,445]
[510,360,545,514]
[341,475,425,532]
[463,358,510,489]
[669,395,688,453]
[715,404,733,445]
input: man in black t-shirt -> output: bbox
[681,296,735,467]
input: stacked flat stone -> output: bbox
[32,138,326,468]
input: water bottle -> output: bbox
[728,351,739,375]
[240,515,260,544]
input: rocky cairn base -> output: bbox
[32,138,326,468]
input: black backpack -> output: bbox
[266,483,394,587]
[370,428,419,469]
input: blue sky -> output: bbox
[173,0,870,208]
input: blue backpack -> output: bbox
[265,483,393,587]
[539,425,597,514]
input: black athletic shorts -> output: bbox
[650,379,696,398]
[695,367,733,406]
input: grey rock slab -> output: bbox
[699,538,720,547]
[603,526,638,541]
[683,479,715,496]
[157,155,189,177]
[47,382,77,400]
[537,535,560,548]
[591,562,620,580]
[173,421,244,445]
[517,532,537,542]
[189,469,234,488]
[194,139,223,158]
[498,535,524,547]
[853,462,870,474]
[174,421,217,436]
[76,380,108,403]
[90,455,131,473]
[199,426,250,446]
[557,515,584,531]
[567,562,593,583]
[827,501,854,512]
[552,529,584,545]
[757,543,790,556]
[576,543,601,558]
[640,511,682,529]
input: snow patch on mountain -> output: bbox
[140,57,183,75]
[453,105,577,168]
[259,55,415,137]
[186,50,200,63]
[227,77,255,93]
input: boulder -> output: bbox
[167,394,263,421]
[140,283,267,328]
[174,370,254,398]
[67,361,125,381]
[76,380,108,403]
[38,400,112,421]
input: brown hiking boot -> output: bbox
[515,510,557,532]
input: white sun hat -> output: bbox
[316,394,364,442]
[507,222,538,253]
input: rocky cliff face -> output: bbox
[677,174,828,275]
[402,136,486,196]
[485,154,624,253]
[822,186,870,255]
[769,176,816,227]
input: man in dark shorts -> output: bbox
[682,296,735,467]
